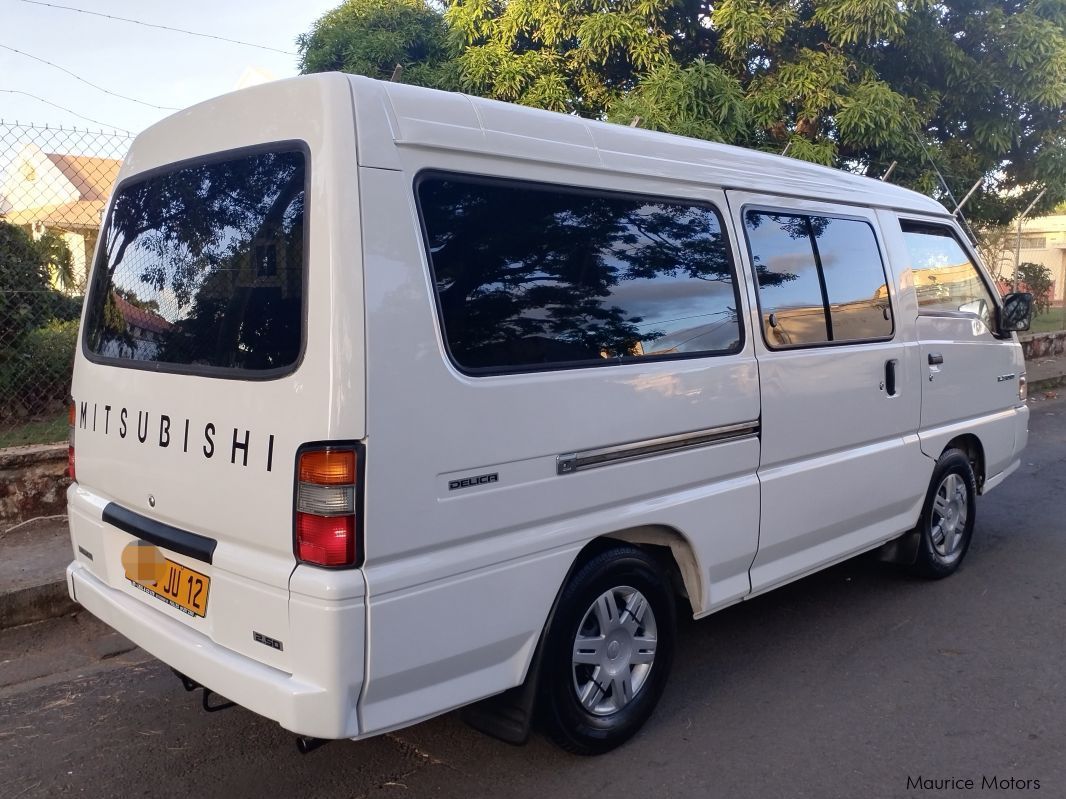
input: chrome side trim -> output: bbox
[557,421,760,475]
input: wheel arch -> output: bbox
[596,525,703,616]
[460,525,698,744]
[943,434,986,492]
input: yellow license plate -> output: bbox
[122,542,210,618]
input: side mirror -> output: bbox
[999,292,1033,333]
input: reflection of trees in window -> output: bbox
[87,151,305,370]
[744,211,820,288]
[746,212,890,346]
[420,177,745,369]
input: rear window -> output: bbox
[417,174,742,373]
[84,147,306,376]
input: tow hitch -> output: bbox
[170,670,331,754]
[171,669,236,713]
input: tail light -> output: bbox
[294,445,363,567]
[68,400,76,481]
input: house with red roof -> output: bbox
[0,143,122,293]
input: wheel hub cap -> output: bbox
[571,586,658,716]
[931,473,969,559]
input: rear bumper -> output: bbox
[67,560,365,739]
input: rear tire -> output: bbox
[538,544,675,755]
[910,448,977,579]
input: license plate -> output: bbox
[122,542,210,618]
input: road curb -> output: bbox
[0,579,76,630]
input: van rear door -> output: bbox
[67,75,365,671]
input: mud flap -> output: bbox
[460,624,548,745]
[877,529,921,566]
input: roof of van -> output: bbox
[346,75,949,217]
[129,73,947,218]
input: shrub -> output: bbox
[1016,262,1054,316]
[0,319,78,418]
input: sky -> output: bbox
[0,0,340,135]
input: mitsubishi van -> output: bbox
[65,73,1033,755]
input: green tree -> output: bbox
[0,221,77,346]
[1017,261,1055,315]
[445,0,1066,224]
[298,0,457,88]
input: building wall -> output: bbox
[1016,214,1066,304]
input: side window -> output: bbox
[815,217,894,342]
[417,175,743,373]
[744,213,828,346]
[900,221,995,328]
[744,211,892,348]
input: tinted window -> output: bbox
[745,212,892,347]
[900,221,995,328]
[815,218,892,342]
[84,148,305,374]
[744,213,828,346]
[417,176,742,372]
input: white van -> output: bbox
[66,73,1033,755]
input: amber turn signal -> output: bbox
[298,449,356,485]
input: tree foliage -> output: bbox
[0,221,79,419]
[1017,261,1055,315]
[0,221,78,346]
[298,0,457,88]
[299,0,1066,224]
[445,0,1066,223]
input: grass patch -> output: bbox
[1028,309,1066,334]
[0,410,68,449]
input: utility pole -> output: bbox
[1013,188,1047,292]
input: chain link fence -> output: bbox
[0,121,132,447]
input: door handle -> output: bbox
[928,353,944,366]
[885,359,898,396]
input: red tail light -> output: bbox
[294,445,362,568]
[68,400,76,481]
[296,514,355,566]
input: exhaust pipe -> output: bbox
[296,736,330,754]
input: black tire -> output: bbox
[538,544,676,755]
[911,448,977,579]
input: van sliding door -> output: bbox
[725,192,928,593]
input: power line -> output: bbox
[18,0,298,56]
[0,44,180,112]
[0,89,131,134]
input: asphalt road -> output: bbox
[2,394,1064,799]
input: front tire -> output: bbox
[911,448,977,578]
[538,545,675,755]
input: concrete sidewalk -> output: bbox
[1,351,1064,632]
[1027,351,1066,391]
[0,517,75,629]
